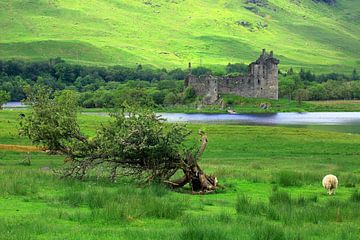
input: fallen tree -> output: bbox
[20,86,218,193]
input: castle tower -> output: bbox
[249,49,279,99]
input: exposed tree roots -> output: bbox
[166,130,218,193]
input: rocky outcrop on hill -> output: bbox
[245,0,269,7]
[312,0,336,6]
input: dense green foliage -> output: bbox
[19,87,82,152]
[0,58,187,101]
[0,90,10,109]
[1,59,359,111]
[20,88,195,182]
[280,68,360,101]
[0,58,207,107]
[1,110,360,239]
[0,0,359,72]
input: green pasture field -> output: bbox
[0,110,360,239]
[221,97,360,113]
[0,0,359,73]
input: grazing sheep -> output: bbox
[322,174,338,195]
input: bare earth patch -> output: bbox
[0,144,41,152]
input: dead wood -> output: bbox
[166,130,218,193]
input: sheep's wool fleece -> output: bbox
[322,174,338,189]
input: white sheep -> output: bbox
[322,174,338,195]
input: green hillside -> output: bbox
[0,0,359,72]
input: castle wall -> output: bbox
[217,76,255,98]
[185,50,279,102]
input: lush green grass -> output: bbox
[222,95,312,113]
[0,110,360,239]
[0,0,359,72]
[306,100,360,112]
[221,97,360,113]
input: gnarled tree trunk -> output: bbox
[166,130,218,193]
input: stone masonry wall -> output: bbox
[185,49,279,103]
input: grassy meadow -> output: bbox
[222,98,360,113]
[0,109,360,239]
[0,0,359,72]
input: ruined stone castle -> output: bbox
[185,49,279,104]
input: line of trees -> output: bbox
[0,58,187,101]
[279,68,359,101]
[0,59,246,108]
[0,58,359,107]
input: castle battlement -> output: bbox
[185,49,279,104]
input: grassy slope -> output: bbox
[0,0,359,72]
[0,110,360,239]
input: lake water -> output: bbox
[158,112,360,134]
[158,112,360,125]
[82,112,360,134]
[5,102,360,134]
[2,102,28,109]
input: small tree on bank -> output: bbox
[0,90,10,110]
[20,87,218,193]
[20,86,84,152]
[294,88,309,105]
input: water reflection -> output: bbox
[158,112,360,125]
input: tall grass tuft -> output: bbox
[59,184,186,223]
[277,171,303,187]
[0,217,51,240]
[216,211,233,223]
[252,222,286,240]
[269,190,291,205]
[180,227,230,240]
[234,188,354,226]
[350,190,360,202]
[236,194,269,217]
[235,194,252,214]
[179,215,231,240]
[86,188,111,209]
[0,169,40,196]
[342,174,358,188]
[60,189,85,207]
[296,195,318,206]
